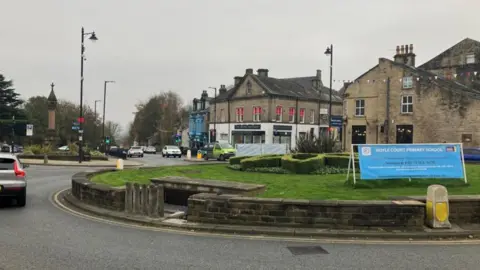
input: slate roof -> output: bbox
[212,74,342,103]
[418,38,480,70]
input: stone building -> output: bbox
[419,38,480,90]
[209,68,343,149]
[343,43,480,151]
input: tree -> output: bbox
[24,96,49,144]
[0,74,26,143]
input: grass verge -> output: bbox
[90,164,480,200]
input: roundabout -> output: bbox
[1,158,480,269]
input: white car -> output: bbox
[127,146,144,158]
[0,153,28,207]
[162,145,182,158]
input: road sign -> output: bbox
[26,124,33,136]
[79,135,83,141]
[73,121,80,126]
[78,129,84,134]
[72,126,80,130]
[78,117,85,123]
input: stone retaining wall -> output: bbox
[187,193,426,230]
[71,170,125,211]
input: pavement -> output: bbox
[20,157,144,167]
[1,155,480,269]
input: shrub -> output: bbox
[24,144,52,154]
[90,150,105,157]
[281,154,325,174]
[240,155,283,170]
[229,155,252,165]
[294,134,338,153]
[324,155,359,168]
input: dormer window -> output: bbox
[466,54,475,64]
[246,80,252,95]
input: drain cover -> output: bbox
[287,246,329,256]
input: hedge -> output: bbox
[229,156,253,165]
[281,154,325,174]
[324,155,359,168]
[240,155,283,170]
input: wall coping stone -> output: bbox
[151,176,265,193]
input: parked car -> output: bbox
[108,147,128,159]
[162,145,182,158]
[58,145,69,151]
[144,146,157,154]
[202,142,236,161]
[128,146,144,158]
[463,148,480,161]
[1,144,11,153]
[0,153,28,206]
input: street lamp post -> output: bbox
[324,44,333,138]
[11,115,15,153]
[102,80,115,153]
[94,99,101,149]
[79,27,98,163]
[208,87,217,143]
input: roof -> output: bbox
[47,89,57,102]
[212,74,342,103]
[418,38,480,70]
[379,58,480,99]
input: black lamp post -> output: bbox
[102,80,115,153]
[324,44,333,138]
[94,99,101,148]
[79,27,98,163]
[208,86,217,143]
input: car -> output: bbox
[58,145,69,151]
[109,147,128,159]
[128,146,144,158]
[162,145,182,158]
[463,148,480,161]
[201,142,236,161]
[0,153,28,206]
[144,146,157,154]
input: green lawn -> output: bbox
[90,164,480,200]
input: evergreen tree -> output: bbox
[0,74,25,142]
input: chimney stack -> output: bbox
[219,84,227,94]
[234,76,242,86]
[406,44,416,67]
[312,69,323,89]
[245,68,253,75]
[316,69,322,80]
[257,69,269,77]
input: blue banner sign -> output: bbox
[330,115,343,127]
[357,144,465,180]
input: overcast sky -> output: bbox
[1,0,478,130]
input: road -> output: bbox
[0,155,479,269]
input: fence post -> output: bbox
[142,184,149,215]
[148,185,159,218]
[133,183,141,214]
[125,182,133,213]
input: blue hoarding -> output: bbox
[357,144,465,180]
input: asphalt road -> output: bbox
[1,155,480,270]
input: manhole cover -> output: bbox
[178,170,201,174]
[287,246,329,256]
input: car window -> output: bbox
[214,144,220,149]
[131,146,141,150]
[465,149,480,155]
[220,143,233,148]
[167,146,179,149]
[0,158,15,170]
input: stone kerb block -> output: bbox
[426,184,451,229]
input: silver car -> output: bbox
[0,153,28,206]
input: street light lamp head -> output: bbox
[89,32,98,41]
[324,47,332,55]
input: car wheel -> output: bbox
[219,154,225,161]
[16,189,26,207]
[141,155,144,158]
[177,155,181,158]
[162,154,165,157]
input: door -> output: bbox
[396,125,413,144]
[351,125,367,152]
[206,144,215,158]
[213,143,221,158]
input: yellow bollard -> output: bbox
[426,184,451,229]
[197,152,202,159]
[116,159,124,170]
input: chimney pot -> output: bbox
[396,45,400,54]
[405,44,409,54]
[257,69,269,77]
[409,44,413,53]
[400,45,405,54]
[245,68,253,75]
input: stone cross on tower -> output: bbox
[46,82,58,145]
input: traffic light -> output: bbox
[105,136,110,144]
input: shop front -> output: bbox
[231,124,265,145]
[273,125,292,146]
